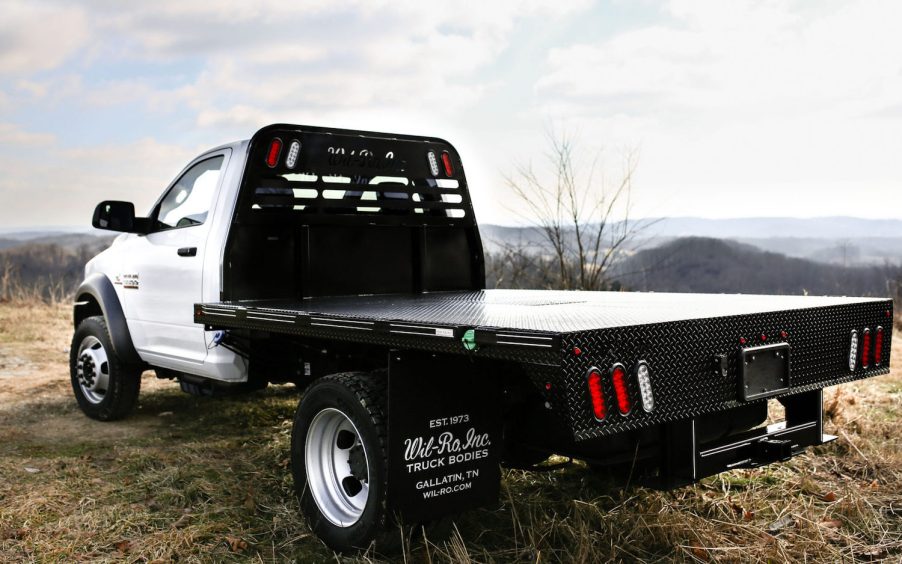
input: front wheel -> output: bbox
[291,372,396,553]
[70,316,141,421]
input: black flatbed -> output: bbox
[196,288,891,442]
[196,290,890,363]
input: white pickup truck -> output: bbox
[72,124,893,552]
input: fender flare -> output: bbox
[73,273,142,366]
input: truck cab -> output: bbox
[79,142,247,385]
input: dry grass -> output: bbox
[1,302,900,563]
[0,267,71,306]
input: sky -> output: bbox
[0,0,900,229]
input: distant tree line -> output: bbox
[0,238,113,303]
[615,237,902,297]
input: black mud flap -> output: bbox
[386,352,503,523]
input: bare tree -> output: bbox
[499,130,651,291]
[485,242,533,289]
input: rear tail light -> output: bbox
[848,330,858,372]
[610,364,632,415]
[266,138,283,168]
[875,326,884,366]
[441,151,454,177]
[861,328,871,369]
[427,151,440,176]
[587,368,606,421]
[285,139,300,169]
[635,361,655,412]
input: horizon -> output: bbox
[6,214,902,235]
[5,215,902,269]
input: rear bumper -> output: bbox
[549,299,892,442]
[649,389,834,488]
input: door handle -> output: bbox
[177,247,197,257]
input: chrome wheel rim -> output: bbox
[305,408,370,527]
[76,336,110,404]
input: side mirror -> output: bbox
[92,201,149,234]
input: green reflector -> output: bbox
[462,329,478,351]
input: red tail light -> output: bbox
[861,328,871,369]
[266,138,283,168]
[611,364,632,415]
[441,151,454,177]
[587,368,606,421]
[874,326,884,366]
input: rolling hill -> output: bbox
[480,217,902,266]
[615,237,897,296]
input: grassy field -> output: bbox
[1,302,900,563]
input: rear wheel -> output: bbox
[291,372,453,553]
[292,372,397,553]
[70,316,141,421]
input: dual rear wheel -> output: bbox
[291,373,393,551]
[291,372,453,553]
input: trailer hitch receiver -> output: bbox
[651,389,828,489]
[753,438,792,464]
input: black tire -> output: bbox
[70,316,141,421]
[291,372,398,553]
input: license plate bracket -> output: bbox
[739,343,790,401]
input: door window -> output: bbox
[155,156,224,230]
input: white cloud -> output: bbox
[1,0,900,226]
[195,104,277,129]
[0,0,589,132]
[63,0,590,125]
[532,0,902,219]
[0,123,55,145]
[242,45,325,65]
[538,0,902,119]
[0,4,88,74]
[15,79,47,98]
[0,137,202,227]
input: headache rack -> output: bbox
[222,124,486,302]
[236,124,477,226]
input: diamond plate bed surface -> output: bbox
[214,289,884,333]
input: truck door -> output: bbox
[123,150,230,368]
